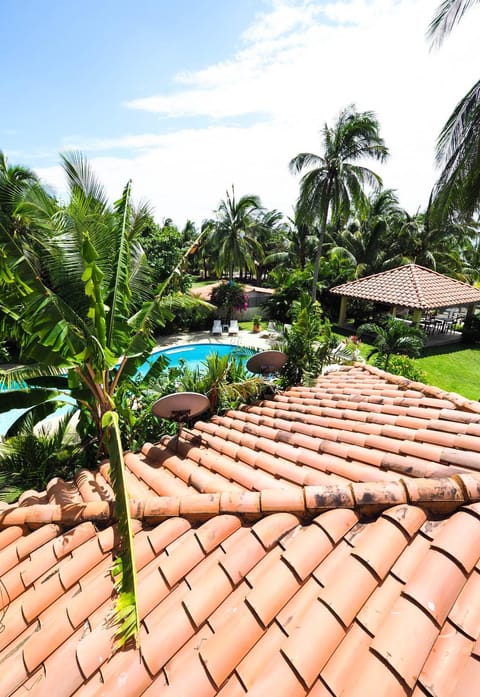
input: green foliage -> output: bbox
[0,153,208,453]
[462,312,480,342]
[210,281,248,321]
[206,186,262,281]
[177,349,263,414]
[0,152,209,649]
[372,354,427,381]
[157,301,213,335]
[278,294,338,386]
[0,413,80,502]
[428,2,480,220]
[0,341,10,362]
[141,219,193,291]
[265,269,314,322]
[289,104,389,299]
[345,298,377,326]
[358,318,426,370]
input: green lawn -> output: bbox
[356,339,480,401]
[191,279,216,288]
[417,344,480,401]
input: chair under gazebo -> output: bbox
[330,264,480,333]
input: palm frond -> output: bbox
[428,0,479,47]
[61,151,109,212]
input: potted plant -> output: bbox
[252,315,262,333]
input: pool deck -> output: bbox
[154,328,275,352]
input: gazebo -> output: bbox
[330,263,480,327]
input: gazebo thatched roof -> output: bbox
[330,264,480,310]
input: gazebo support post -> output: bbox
[338,296,347,326]
[412,309,422,327]
[391,306,397,317]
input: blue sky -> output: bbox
[1,0,478,226]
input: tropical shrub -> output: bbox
[373,354,427,381]
[358,318,426,370]
[0,414,80,503]
[210,281,248,321]
[0,152,207,648]
[264,269,314,322]
[177,349,263,414]
[157,301,214,335]
[278,294,339,386]
[462,313,480,342]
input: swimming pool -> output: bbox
[140,342,253,375]
[0,343,254,436]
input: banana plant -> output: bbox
[0,152,209,648]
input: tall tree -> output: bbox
[289,105,388,300]
[207,185,262,281]
[428,1,480,220]
[265,209,318,272]
[249,208,286,283]
[330,188,404,277]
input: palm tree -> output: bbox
[265,210,319,272]
[208,185,263,281]
[178,351,264,414]
[249,208,285,284]
[392,211,467,275]
[289,104,389,300]
[0,151,38,238]
[330,188,404,277]
[358,318,426,371]
[428,1,480,220]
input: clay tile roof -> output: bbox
[330,263,480,309]
[3,363,480,695]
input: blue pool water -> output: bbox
[0,343,253,436]
[141,343,251,375]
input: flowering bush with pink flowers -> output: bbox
[210,282,248,320]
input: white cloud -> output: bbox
[39,0,480,226]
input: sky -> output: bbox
[1,0,478,228]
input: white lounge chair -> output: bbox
[212,319,222,335]
[228,319,239,335]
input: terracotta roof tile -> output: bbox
[4,364,480,694]
[330,263,480,309]
[449,569,480,639]
[419,620,474,697]
[281,598,346,687]
[371,595,440,689]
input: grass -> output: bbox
[191,279,216,288]
[417,343,480,401]
[354,337,480,401]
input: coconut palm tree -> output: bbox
[392,211,467,276]
[265,210,319,272]
[208,185,263,281]
[249,208,286,284]
[0,151,39,238]
[289,104,389,300]
[428,1,480,220]
[329,188,404,277]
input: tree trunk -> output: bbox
[311,226,326,302]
